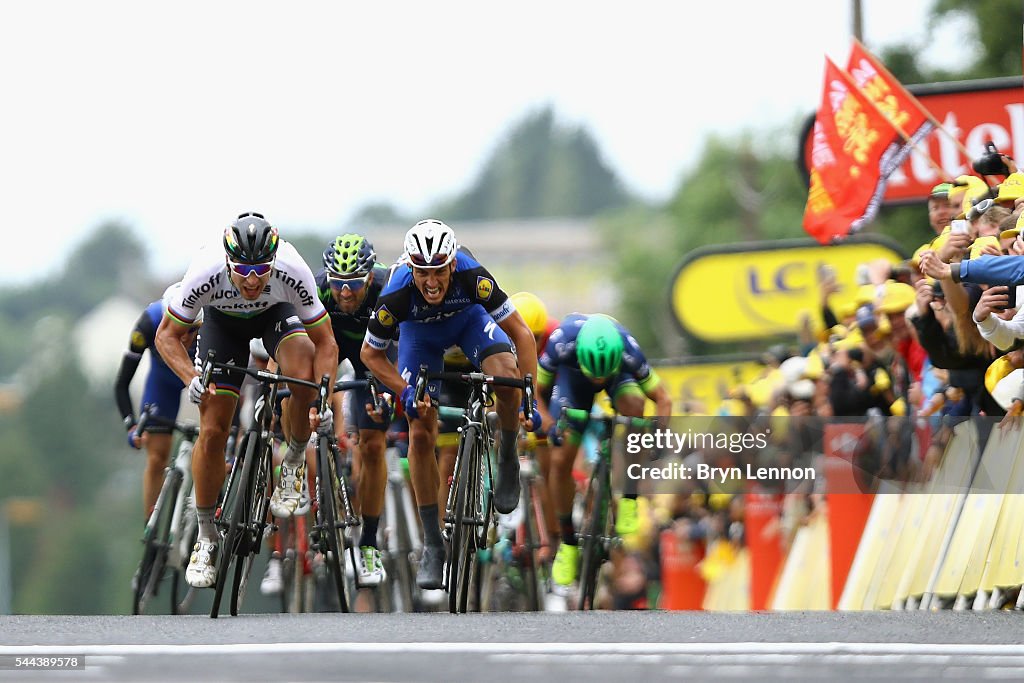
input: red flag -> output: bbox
[802,58,903,244]
[846,40,936,167]
[846,40,932,140]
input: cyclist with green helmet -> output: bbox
[311,233,395,587]
[536,313,672,591]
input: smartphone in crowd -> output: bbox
[951,219,970,235]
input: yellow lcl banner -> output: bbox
[670,237,907,343]
[651,358,763,415]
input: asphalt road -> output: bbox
[2,611,1023,682]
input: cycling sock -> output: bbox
[283,437,306,467]
[197,506,217,542]
[559,514,577,546]
[499,430,518,462]
[360,515,380,548]
[419,504,444,548]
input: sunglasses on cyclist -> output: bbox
[327,273,370,292]
[228,260,274,278]
[406,252,451,268]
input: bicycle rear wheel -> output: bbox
[385,481,419,612]
[519,479,541,612]
[170,514,198,615]
[577,459,608,611]
[317,437,350,613]
[133,469,180,615]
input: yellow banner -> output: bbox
[670,238,906,343]
[653,359,763,415]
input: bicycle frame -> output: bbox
[560,407,655,610]
[414,365,533,613]
[132,407,200,616]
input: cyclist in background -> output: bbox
[508,292,560,543]
[313,233,394,586]
[115,282,202,524]
[536,313,672,591]
[156,212,338,589]
[360,219,540,590]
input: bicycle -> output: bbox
[131,405,200,616]
[513,434,555,611]
[380,431,422,612]
[560,407,655,610]
[199,353,368,617]
[413,365,533,614]
[277,488,314,614]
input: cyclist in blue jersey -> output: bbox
[360,219,540,590]
[115,283,202,523]
[536,313,672,590]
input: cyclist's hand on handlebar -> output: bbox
[188,375,215,404]
[309,406,334,433]
[400,385,418,420]
[366,395,393,424]
[520,399,543,435]
[401,385,433,420]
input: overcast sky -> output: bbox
[0,0,962,285]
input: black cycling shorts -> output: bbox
[196,303,307,396]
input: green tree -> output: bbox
[605,130,808,358]
[881,0,1021,81]
[436,106,632,221]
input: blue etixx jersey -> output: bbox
[538,313,657,390]
[364,248,513,350]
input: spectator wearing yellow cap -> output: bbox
[928,182,957,236]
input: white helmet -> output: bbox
[161,282,204,326]
[403,219,457,268]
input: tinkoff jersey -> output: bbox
[166,239,328,328]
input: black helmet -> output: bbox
[223,212,279,263]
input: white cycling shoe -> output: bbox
[185,539,219,588]
[260,554,283,595]
[357,546,386,587]
[270,463,310,518]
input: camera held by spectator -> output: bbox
[972,141,1016,177]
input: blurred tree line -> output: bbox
[0,0,1016,613]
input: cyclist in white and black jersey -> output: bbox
[156,212,338,589]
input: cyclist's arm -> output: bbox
[305,318,339,391]
[155,313,199,387]
[114,310,152,430]
[642,372,673,418]
[114,353,142,431]
[360,342,405,397]
[498,311,538,387]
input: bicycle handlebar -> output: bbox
[560,407,658,430]
[136,404,200,439]
[413,365,534,409]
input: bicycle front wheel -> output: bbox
[231,436,272,616]
[211,433,252,618]
[577,458,608,611]
[133,469,180,615]
[317,437,350,613]
[449,424,480,614]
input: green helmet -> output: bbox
[576,315,624,379]
[323,233,376,277]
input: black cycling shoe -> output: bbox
[492,457,521,514]
[417,543,445,590]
